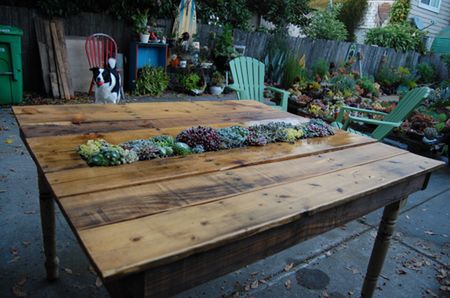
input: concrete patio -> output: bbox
[1,103,449,298]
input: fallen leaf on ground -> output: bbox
[396,268,407,275]
[425,231,436,236]
[284,263,294,272]
[322,290,329,297]
[250,280,259,289]
[325,251,332,256]
[284,279,291,290]
[5,138,13,144]
[64,268,73,274]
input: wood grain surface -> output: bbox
[13,101,445,287]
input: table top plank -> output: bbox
[77,153,442,279]
[48,131,374,198]
[60,142,406,230]
[14,101,287,137]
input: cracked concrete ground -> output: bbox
[1,104,449,298]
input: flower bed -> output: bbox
[77,120,335,167]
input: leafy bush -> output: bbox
[247,0,311,28]
[416,63,437,84]
[134,66,168,96]
[357,77,379,96]
[312,59,329,78]
[282,57,309,88]
[180,73,202,91]
[389,0,410,24]
[365,23,426,53]
[330,74,356,95]
[197,0,251,30]
[304,5,348,41]
[211,71,225,87]
[375,66,417,94]
[338,0,368,41]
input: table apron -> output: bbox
[104,173,428,298]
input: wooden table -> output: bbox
[13,101,444,298]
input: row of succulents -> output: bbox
[78,119,335,167]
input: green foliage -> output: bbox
[134,66,169,96]
[389,0,410,24]
[131,9,148,34]
[357,77,379,96]
[197,0,251,30]
[304,5,348,41]
[265,29,290,83]
[312,59,329,78]
[338,0,368,41]
[375,66,417,93]
[179,73,201,91]
[247,0,311,28]
[213,25,236,58]
[442,54,450,67]
[365,23,426,53]
[416,63,437,84]
[211,71,225,87]
[330,74,356,94]
[37,0,80,17]
[282,57,309,88]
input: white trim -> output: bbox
[418,0,441,13]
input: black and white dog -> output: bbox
[90,58,122,104]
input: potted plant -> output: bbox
[209,71,225,95]
[132,9,149,43]
[180,72,206,95]
[213,25,237,72]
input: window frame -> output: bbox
[418,0,441,13]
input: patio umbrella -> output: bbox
[172,0,197,39]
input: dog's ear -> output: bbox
[89,67,98,72]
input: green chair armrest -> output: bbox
[343,115,401,130]
[265,85,290,96]
[336,105,388,123]
[265,86,289,112]
[228,84,244,92]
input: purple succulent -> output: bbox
[176,126,221,151]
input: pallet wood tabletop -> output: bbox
[13,100,445,297]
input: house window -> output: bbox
[418,0,441,13]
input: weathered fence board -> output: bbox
[1,5,447,93]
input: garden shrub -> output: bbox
[416,63,437,84]
[365,23,426,53]
[304,5,348,41]
[134,66,169,96]
[312,59,330,79]
[330,74,356,95]
[389,0,410,24]
[338,0,368,41]
[179,73,202,91]
[357,77,379,97]
[375,66,417,94]
[282,57,309,88]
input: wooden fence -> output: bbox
[1,5,447,92]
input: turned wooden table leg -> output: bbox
[361,198,405,297]
[38,173,59,281]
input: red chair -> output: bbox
[85,33,118,95]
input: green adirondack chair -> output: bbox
[228,57,289,111]
[332,87,431,141]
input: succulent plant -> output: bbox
[78,139,139,166]
[246,132,268,146]
[281,128,304,143]
[173,142,192,156]
[303,119,335,138]
[176,126,221,151]
[217,126,250,149]
[120,139,161,160]
[192,145,205,154]
[248,122,295,143]
[150,135,175,148]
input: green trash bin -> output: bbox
[0,25,23,105]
